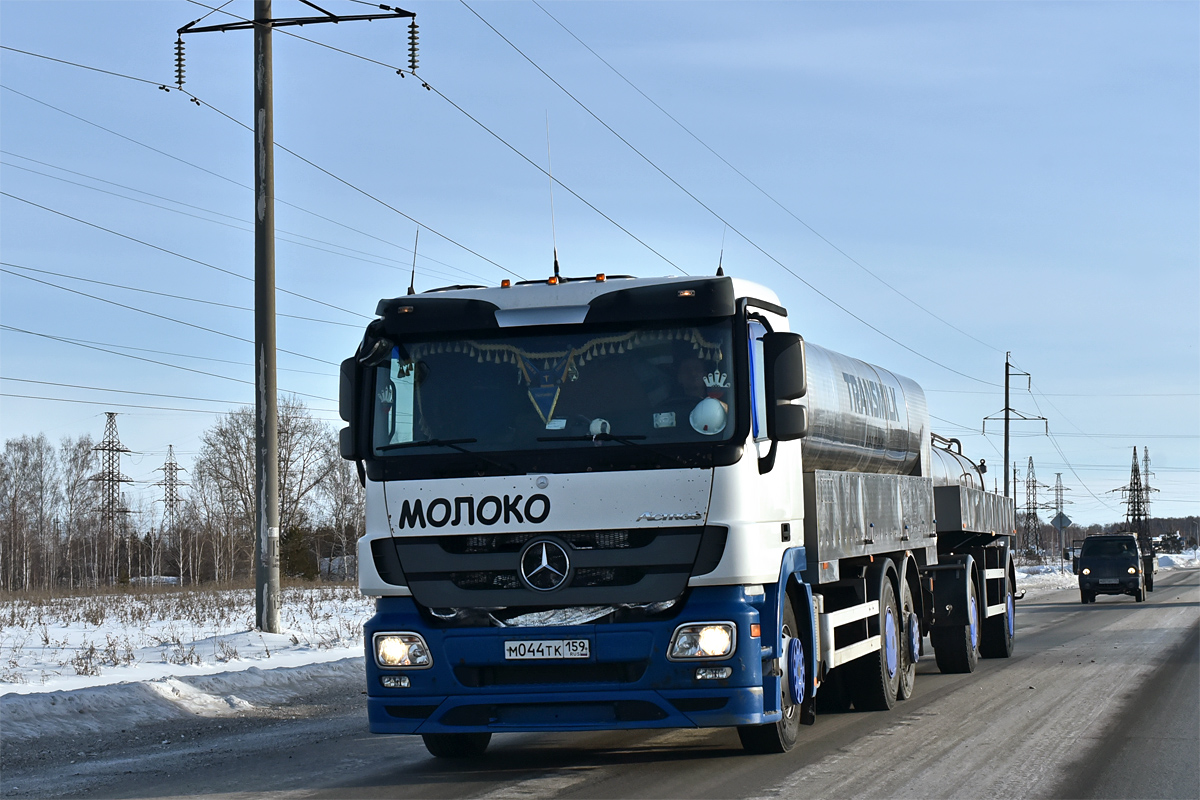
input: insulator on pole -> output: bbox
[175,37,186,89]
[408,20,419,72]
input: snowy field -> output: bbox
[2,553,1196,740]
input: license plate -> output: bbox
[1099,578,1119,584]
[504,639,590,660]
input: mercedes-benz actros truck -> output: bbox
[338,273,1017,757]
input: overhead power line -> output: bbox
[2,261,360,329]
[1,266,340,365]
[530,0,1004,357]
[454,1,998,387]
[1,324,334,402]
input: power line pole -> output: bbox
[983,352,1046,499]
[177,0,417,632]
[154,445,188,585]
[90,412,132,584]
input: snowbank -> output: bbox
[1,657,363,740]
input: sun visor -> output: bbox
[375,296,500,337]
[585,277,735,324]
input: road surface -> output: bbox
[3,568,1196,799]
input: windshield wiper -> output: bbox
[537,432,699,469]
[377,438,478,452]
[377,438,512,472]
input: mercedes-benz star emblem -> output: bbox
[519,539,570,592]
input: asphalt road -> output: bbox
[3,568,1197,800]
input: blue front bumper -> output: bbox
[364,586,776,734]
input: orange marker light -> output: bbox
[750,624,761,638]
[548,276,559,285]
[596,273,606,282]
[501,279,511,288]
[678,289,695,297]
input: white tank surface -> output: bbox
[799,342,929,476]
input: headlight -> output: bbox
[1081,568,1091,575]
[373,632,431,668]
[1127,566,1137,574]
[669,622,736,660]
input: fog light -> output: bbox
[695,667,732,680]
[374,632,432,668]
[669,622,736,660]
[381,674,410,688]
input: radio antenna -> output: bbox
[716,224,727,276]
[407,227,419,295]
[546,112,560,280]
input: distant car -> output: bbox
[1076,534,1145,603]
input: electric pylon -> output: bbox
[1021,457,1054,554]
[90,412,132,583]
[1112,446,1157,553]
[154,445,188,585]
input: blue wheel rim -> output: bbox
[884,606,899,678]
[788,636,805,705]
[968,593,978,650]
[908,612,920,664]
[1006,590,1015,638]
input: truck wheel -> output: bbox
[932,571,980,674]
[981,565,1015,659]
[896,578,919,700]
[849,571,901,711]
[1146,570,1154,592]
[1080,590,1092,605]
[738,601,802,754]
[1135,580,1146,602]
[421,732,491,759]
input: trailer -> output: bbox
[338,274,1017,756]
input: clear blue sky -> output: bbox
[1,1,1197,527]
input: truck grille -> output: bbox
[384,526,725,608]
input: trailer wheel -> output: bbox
[422,732,491,759]
[849,565,901,711]
[896,577,918,701]
[932,569,980,674]
[981,562,1015,659]
[738,601,802,754]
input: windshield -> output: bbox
[371,321,737,458]
[1080,538,1139,558]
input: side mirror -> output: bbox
[1062,548,1071,561]
[339,357,362,461]
[762,332,808,441]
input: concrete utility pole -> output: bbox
[177,0,417,632]
[983,353,1046,499]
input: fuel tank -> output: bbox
[799,342,929,475]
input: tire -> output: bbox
[981,564,1015,659]
[422,732,491,759]
[932,569,980,674]
[849,565,901,711]
[738,600,803,754]
[896,575,919,700]
[1080,590,1092,605]
[1146,571,1154,592]
[1135,580,1146,602]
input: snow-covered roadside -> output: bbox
[2,585,373,741]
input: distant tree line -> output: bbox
[0,397,362,592]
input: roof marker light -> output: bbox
[596,273,606,282]
[501,280,511,288]
[398,306,414,313]
[678,289,695,297]
[548,276,559,285]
